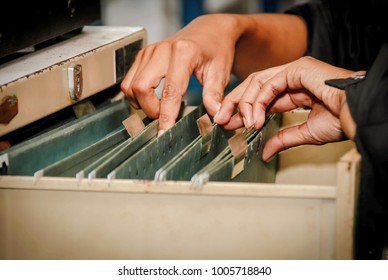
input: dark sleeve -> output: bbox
[285,0,335,65]
[285,0,388,71]
[345,43,388,259]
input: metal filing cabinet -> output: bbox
[0,27,359,260]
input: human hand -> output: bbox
[214,56,360,161]
[121,14,242,135]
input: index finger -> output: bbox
[252,69,289,129]
[158,41,198,134]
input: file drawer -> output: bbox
[0,110,359,260]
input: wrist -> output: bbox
[326,70,365,140]
[193,14,244,43]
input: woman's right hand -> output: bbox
[121,14,241,135]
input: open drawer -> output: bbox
[0,110,360,260]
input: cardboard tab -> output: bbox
[122,113,145,137]
[196,114,213,157]
[228,132,248,179]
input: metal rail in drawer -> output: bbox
[0,100,132,176]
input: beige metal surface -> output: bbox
[335,149,361,259]
[0,147,359,260]
[0,26,146,136]
[276,110,354,186]
[0,179,336,260]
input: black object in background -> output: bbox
[0,0,101,59]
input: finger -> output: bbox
[237,74,266,128]
[213,94,238,126]
[221,113,244,130]
[262,122,318,161]
[131,43,172,118]
[266,91,313,115]
[158,41,197,133]
[252,70,289,130]
[121,49,145,108]
[121,45,157,110]
[238,65,291,128]
[201,59,232,117]
[214,77,250,126]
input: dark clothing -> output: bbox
[286,0,388,71]
[346,44,388,259]
[287,0,388,259]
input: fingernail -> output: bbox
[243,116,253,128]
[243,117,249,128]
[157,130,165,137]
[263,153,277,163]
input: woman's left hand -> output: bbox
[214,56,361,161]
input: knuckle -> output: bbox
[121,82,135,101]
[250,74,265,88]
[246,73,256,83]
[237,101,249,112]
[159,113,174,124]
[299,56,315,64]
[172,39,194,51]
[120,82,129,94]
[156,41,172,51]
[131,78,151,97]
[161,84,181,102]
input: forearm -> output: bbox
[232,14,308,79]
